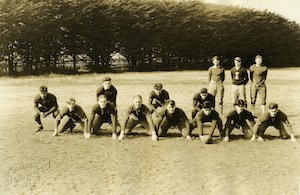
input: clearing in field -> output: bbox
[0,68,299,194]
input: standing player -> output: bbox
[249,55,268,115]
[52,98,88,137]
[149,83,170,116]
[33,86,59,132]
[230,57,249,106]
[223,99,255,142]
[192,88,215,119]
[118,95,157,141]
[96,76,117,107]
[251,103,296,142]
[155,100,192,140]
[208,56,225,115]
[191,101,223,144]
[87,95,119,139]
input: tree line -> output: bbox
[0,0,300,75]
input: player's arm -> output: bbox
[146,113,156,134]
[87,112,96,134]
[148,92,156,111]
[221,68,225,82]
[33,98,41,114]
[110,113,117,134]
[208,119,218,137]
[155,112,164,130]
[77,106,88,133]
[113,88,117,107]
[283,119,296,141]
[193,96,201,112]
[249,68,253,82]
[251,122,260,141]
[244,69,249,84]
[208,68,212,82]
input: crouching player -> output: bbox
[34,86,59,132]
[52,98,87,137]
[251,103,296,142]
[192,88,215,119]
[118,95,157,141]
[191,101,222,144]
[87,95,119,139]
[223,99,255,142]
[155,100,191,141]
[149,83,170,116]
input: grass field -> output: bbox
[0,68,300,194]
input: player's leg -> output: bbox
[217,83,224,115]
[257,122,269,141]
[177,120,191,140]
[91,115,104,135]
[34,107,47,132]
[208,81,217,97]
[259,84,267,114]
[217,117,223,138]
[241,123,253,139]
[157,118,172,137]
[274,122,289,139]
[140,118,152,135]
[239,85,247,107]
[124,115,140,135]
[223,122,235,142]
[58,116,74,133]
[231,85,238,106]
[250,83,258,115]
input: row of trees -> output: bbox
[0,0,300,75]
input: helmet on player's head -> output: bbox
[212,56,220,61]
[200,88,208,94]
[234,99,245,107]
[154,83,163,90]
[255,55,262,59]
[269,102,278,109]
[103,76,111,82]
[39,86,48,93]
[234,57,241,62]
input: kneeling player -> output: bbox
[53,98,87,137]
[149,83,170,116]
[33,86,59,132]
[191,101,222,144]
[118,95,157,141]
[223,99,255,142]
[192,88,215,119]
[251,103,296,142]
[87,95,119,139]
[155,100,191,140]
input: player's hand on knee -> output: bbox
[290,134,296,142]
[223,136,229,142]
[52,128,58,137]
[118,130,125,140]
[257,136,264,142]
[84,132,91,139]
[151,133,158,141]
[186,135,192,141]
[112,133,117,140]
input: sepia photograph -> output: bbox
[0,0,299,194]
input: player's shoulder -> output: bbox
[34,94,41,101]
[111,85,117,91]
[258,112,270,121]
[60,106,69,114]
[249,64,255,70]
[92,103,100,111]
[226,110,236,118]
[47,93,56,98]
[149,90,155,96]
[193,93,200,99]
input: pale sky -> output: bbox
[204,0,300,24]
